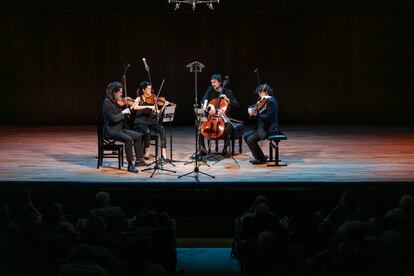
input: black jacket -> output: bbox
[201,86,240,110]
[253,96,279,136]
[102,98,126,138]
[132,99,157,125]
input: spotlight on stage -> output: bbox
[168,0,220,11]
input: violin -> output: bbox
[253,96,270,114]
[250,84,271,116]
[199,76,230,139]
[142,94,176,108]
[116,97,136,108]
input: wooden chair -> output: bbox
[96,118,124,169]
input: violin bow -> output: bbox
[154,79,166,115]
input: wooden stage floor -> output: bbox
[1,125,414,187]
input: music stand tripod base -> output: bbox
[142,163,176,178]
[184,152,210,167]
[178,166,215,179]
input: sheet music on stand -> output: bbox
[163,105,176,123]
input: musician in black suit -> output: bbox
[102,81,146,173]
[244,84,279,165]
[199,73,240,157]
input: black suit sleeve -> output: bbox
[103,100,125,125]
[225,89,240,109]
[258,98,276,121]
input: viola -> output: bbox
[199,76,230,139]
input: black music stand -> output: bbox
[162,105,182,166]
[184,109,210,168]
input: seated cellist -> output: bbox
[199,73,239,158]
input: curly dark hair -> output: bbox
[105,81,123,102]
[255,84,274,96]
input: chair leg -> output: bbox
[97,149,101,169]
[99,150,104,166]
[118,150,121,170]
[239,137,243,154]
[268,141,273,162]
[267,141,287,167]
[215,140,219,152]
[231,137,235,155]
[276,142,280,165]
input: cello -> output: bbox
[199,76,230,139]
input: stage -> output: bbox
[1,125,414,189]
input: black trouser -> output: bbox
[199,122,233,152]
[244,127,268,161]
[134,122,167,149]
[107,129,143,162]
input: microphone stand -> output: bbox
[178,61,215,181]
[143,59,152,85]
[254,68,261,86]
[121,63,130,97]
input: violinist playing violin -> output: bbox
[102,81,147,173]
[199,73,239,157]
[131,81,169,161]
[244,84,279,165]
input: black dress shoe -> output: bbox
[249,159,267,165]
[199,148,207,156]
[127,164,139,173]
[135,159,149,167]
[222,150,231,158]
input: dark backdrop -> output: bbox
[1,0,414,125]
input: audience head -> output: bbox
[255,203,270,217]
[95,191,110,208]
[340,190,363,211]
[254,195,268,205]
[257,231,276,251]
[399,194,414,213]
